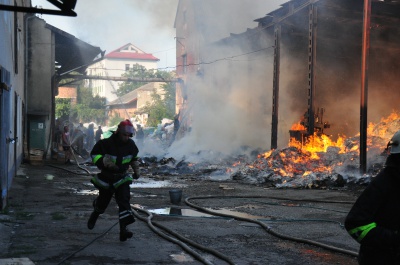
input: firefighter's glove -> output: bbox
[131,160,140,179]
[103,155,119,171]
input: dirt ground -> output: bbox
[0,159,362,265]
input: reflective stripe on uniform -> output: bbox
[122,155,134,164]
[119,210,132,220]
[92,154,102,164]
[113,175,133,189]
[90,175,110,189]
[348,222,377,242]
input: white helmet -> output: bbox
[389,130,400,154]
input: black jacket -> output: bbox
[345,154,400,263]
[91,132,139,175]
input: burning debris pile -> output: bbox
[231,146,372,189]
[231,111,400,189]
[139,112,400,190]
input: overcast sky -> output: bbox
[31,0,286,71]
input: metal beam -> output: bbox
[0,4,77,16]
[62,74,180,83]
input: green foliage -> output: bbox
[55,98,72,121]
[140,82,176,127]
[117,66,176,127]
[73,87,107,124]
[56,86,107,124]
[116,64,174,97]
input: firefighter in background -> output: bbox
[345,130,400,264]
[88,119,140,242]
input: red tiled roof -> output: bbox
[105,51,159,61]
[105,43,159,61]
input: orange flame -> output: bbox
[260,111,400,178]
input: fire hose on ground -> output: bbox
[184,195,359,258]
[49,163,358,264]
[131,206,235,265]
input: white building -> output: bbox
[87,43,159,103]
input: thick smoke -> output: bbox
[165,1,288,162]
[68,0,179,56]
[165,0,400,164]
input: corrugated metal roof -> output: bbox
[46,23,103,75]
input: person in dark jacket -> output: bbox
[95,125,103,143]
[345,130,400,264]
[88,119,140,241]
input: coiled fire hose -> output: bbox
[131,206,235,265]
[184,195,359,258]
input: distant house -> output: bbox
[87,43,159,103]
[106,82,166,125]
[56,86,78,105]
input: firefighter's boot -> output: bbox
[119,210,135,241]
[87,211,100,230]
[119,224,133,241]
[88,199,101,230]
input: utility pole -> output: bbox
[360,0,371,174]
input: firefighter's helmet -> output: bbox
[117,119,134,136]
[388,130,400,154]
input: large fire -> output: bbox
[250,111,400,183]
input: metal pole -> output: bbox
[271,24,281,150]
[360,0,371,174]
[307,5,317,136]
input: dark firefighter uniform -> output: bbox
[88,119,140,242]
[345,151,400,264]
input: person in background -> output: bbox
[172,113,180,143]
[88,119,140,242]
[135,124,144,149]
[345,130,400,265]
[95,125,103,143]
[54,119,62,150]
[86,123,95,150]
[62,125,73,165]
[75,123,86,154]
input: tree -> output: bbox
[116,64,175,97]
[73,86,107,124]
[139,82,176,127]
[55,98,72,121]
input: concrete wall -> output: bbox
[27,16,55,159]
[0,0,28,209]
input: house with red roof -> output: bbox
[106,82,166,126]
[86,43,159,103]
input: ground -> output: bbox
[0,160,362,265]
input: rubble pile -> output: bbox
[231,146,379,189]
[137,112,400,189]
[230,112,400,189]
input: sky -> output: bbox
[31,0,286,71]
[31,0,289,161]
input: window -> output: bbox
[182,54,187,74]
[125,64,130,71]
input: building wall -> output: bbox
[88,56,158,103]
[0,0,29,209]
[57,86,77,104]
[26,16,55,162]
[108,106,136,121]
